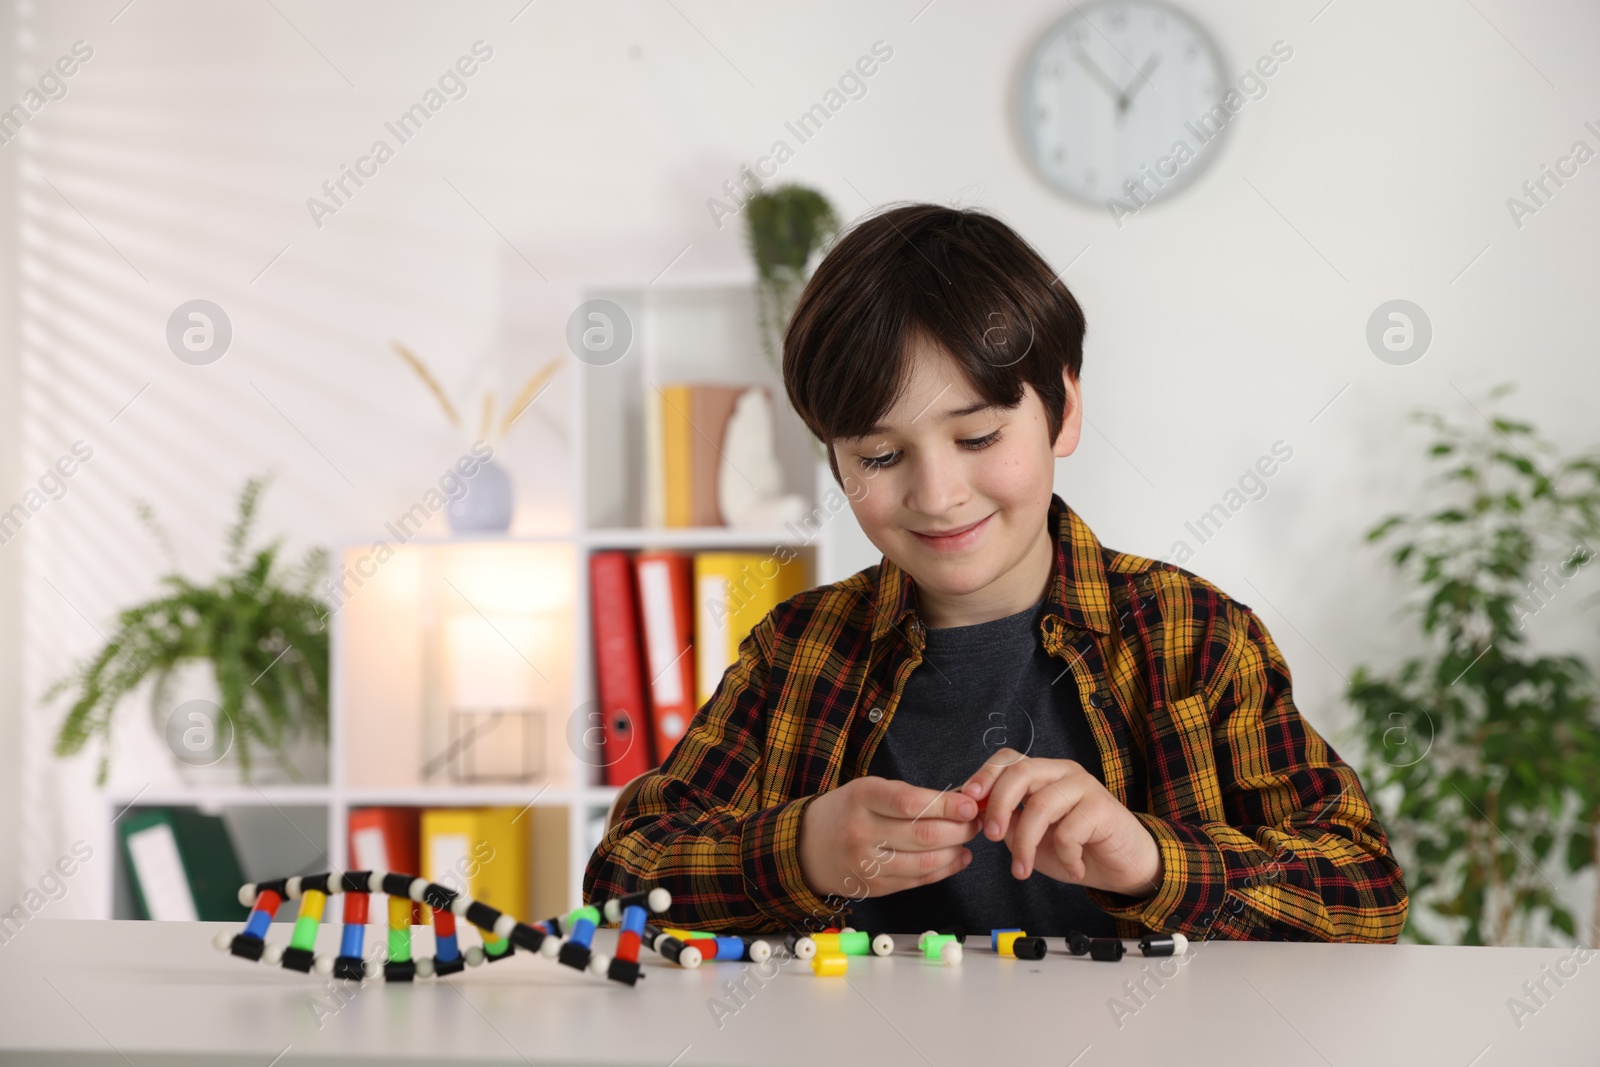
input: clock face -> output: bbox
[1019,1,1229,208]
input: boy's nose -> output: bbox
[905,458,968,518]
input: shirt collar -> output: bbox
[868,493,1116,644]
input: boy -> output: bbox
[584,203,1409,942]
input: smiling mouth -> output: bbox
[909,513,994,544]
[915,517,987,537]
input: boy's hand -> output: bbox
[961,749,1163,898]
[798,777,982,901]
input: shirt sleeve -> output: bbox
[582,611,838,931]
[1085,603,1411,943]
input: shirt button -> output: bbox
[867,707,884,723]
[1088,692,1103,708]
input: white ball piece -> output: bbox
[367,870,387,894]
[941,942,963,967]
[1171,932,1189,955]
[465,945,486,967]
[325,870,344,894]
[647,888,671,913]
[415,957,435,978]
[747,939,772,964]
[539,937,562,959]
[314,955,334,977]
[264,943,285,965]
[588,952,611,977]
[451,895,472,918]
[793,936,816,960]
[679,945,703,969]
[213,929,234,952]
[363,957,382,980]
[237,883,257,909]
[603,900,620,924]
[918,929,937,950]
[840,926,855,935]
[494,914,516,939]
[872,934,895,957]
[284,876,302,900]
[408,877,429,902]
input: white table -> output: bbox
[0,920,1595,1065]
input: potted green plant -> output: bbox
[745,184,839,376]
[1346,383,1600,946]
[48,475,332,785]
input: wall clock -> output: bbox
[1018,1,1230,208]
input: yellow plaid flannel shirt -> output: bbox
[585,494,1409,941]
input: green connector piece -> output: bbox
[289,915,319,952]
[387,926,412,963]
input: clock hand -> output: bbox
[1072,48,1129,114]
[1119,53,1163,110]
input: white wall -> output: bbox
[5,0,1600,928]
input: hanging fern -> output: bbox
[745,184,839,376]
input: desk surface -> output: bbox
[0,920,1595,1066]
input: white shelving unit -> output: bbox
[97,270,879,921]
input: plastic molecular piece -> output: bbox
[996,931,1027,958]
[220,870,640,986]
[1066,930,1092,956]
[607,905,647,986]
[558,905,601,972]
[871,933,895,957]
[940,941,963,966]
[1138,932,1188,957]
[744,937,773,963]
[922,934,958,960]
[1012,936,1047,961]
[1088,937,1126,962]
[990,928,1024,953]
[811,953,848,977]
[786,934,816,960]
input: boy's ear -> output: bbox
[1052,368,1083,459]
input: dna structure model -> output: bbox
[214,871,687,987]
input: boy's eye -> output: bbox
[960,430,1002,451]
[859,450,900,470]
[856,430,1000,470]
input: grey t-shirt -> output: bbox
[846,595,1119,937]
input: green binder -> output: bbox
[118,808,250,922]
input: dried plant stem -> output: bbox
[498,357,562,438]
[390,340,463,429]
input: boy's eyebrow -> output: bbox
[858,401,997,439]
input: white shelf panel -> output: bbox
[584,526,817,550]
[107,785,333,809]
[344,785,621,808]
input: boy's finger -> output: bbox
[1005,781,1077,879]
[864,778,977,822]
[960,747,1024,801]
[983,759,1058,841]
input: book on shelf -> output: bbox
[421,807,529,921]
[588,546,811,772]
[119,808,249,922]
[694,551,808,707]
[349,807,422,923]
[634,551,696,764]
[588,551,658,786]
[657,382,748,527]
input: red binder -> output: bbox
[589,552,657,785]
[633,551,697,764]
[347,808,421,923]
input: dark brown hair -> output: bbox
[783,202,1086,485]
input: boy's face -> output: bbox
[832,334,1082,628]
